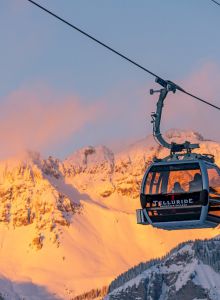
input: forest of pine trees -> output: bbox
[193,238,220,273]
[73,286,108,300]
[72,238,220,300]
[108,240,191,292]
[108,238,220,294]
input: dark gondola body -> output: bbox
[137,155,220,229]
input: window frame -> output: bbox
[206,163,220,219]
[143,162,202,196]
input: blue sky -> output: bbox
[1,1,220,158]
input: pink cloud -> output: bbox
[0,87,104,159]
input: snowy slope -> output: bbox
[105,238,220,300]
[0,130,219,299]
[0,274,59,300]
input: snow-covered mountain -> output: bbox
[0,130,220,299]
[105,238,220,300]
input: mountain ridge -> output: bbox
[105,238,220,300]
[0,129,219,298]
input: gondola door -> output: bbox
[207,163,220,223]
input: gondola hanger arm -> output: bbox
[150,78,200,154]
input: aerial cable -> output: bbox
[27,0,220,111]
[26,0,159,79]
[181,90,220,110]
[210,0,220,6]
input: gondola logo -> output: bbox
[153,198,194,207]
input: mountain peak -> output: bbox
[165,129,204,142]
[0,129,219,298]
[66,145,114,169]
[106,238,220,300]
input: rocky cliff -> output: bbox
[105,238,220,300]
[0,130,219,299]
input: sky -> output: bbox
[1,0,220,159]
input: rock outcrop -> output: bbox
[105,239,220,300]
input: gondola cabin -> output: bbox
[136,78,220,230]
[136,154,220,229]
